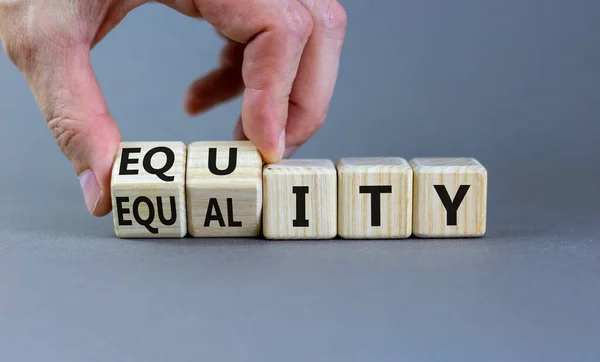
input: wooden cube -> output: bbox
[337,157,413,239]
[410,158,487,238]
[186,141,262,237]
[111,142,187,238]
[263,160,337,239]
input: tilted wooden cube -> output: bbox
[337,157,413,239]
[263,160,337,239]
[410,158,487,238]
[186,141,262,237]
[111,142,187,238]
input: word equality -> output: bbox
[111,141,488,239]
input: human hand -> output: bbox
[0,0,347,216]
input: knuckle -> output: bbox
[280,3,314,42]
[48,117,86,161]
[3,26,68,71]
[297,102,329,129]
[1,4,80,71]
[322,1,347,31]
[305,107,329,137]
[0,4,22,62]
[0,8,35,68]
[291,103,329,140]
[2,32,35,69]
[310,107,329,129]
[2,37,20,66]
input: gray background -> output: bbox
[1,0,599,361]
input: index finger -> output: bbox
[197,0,314,163]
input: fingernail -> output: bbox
[277,130,286,160]
[283,146,298,159]
[79,170,101,214]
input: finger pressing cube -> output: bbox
[111,142,187,238]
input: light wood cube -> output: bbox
[410,158,487,238]
[263,160,337,239]
[111,142,187,238]
[186,141,262,237]
[337,157,413,239]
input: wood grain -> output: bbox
[410,158,487,238]
[111,142,187,238]
[337,157,413,239]
[263,159,337,240]
[186,141,263,237]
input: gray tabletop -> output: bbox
[1,1,599,361]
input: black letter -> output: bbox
[119,148,141,175]
[143,147,175,182]
[208,147,238,176]
[133,196,158,234]
[227,198,242,227]
[156,196,177,226]
[204,198,226,227]
[116,197,132,226]
[359,185,392,227]
[434,185,471,226]
[293,186,309,227]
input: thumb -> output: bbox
[29,46,120,216]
